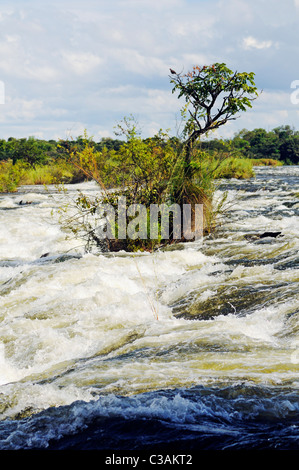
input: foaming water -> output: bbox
[0,167,298,450]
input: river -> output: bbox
[0,166,298,451]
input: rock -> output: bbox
[244,231,282,241]
[259,231,282,238]
[36,252,82,264]
[18,200,32,205]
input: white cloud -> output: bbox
[96,129,111,139]
[61,51,103,75]
[243,36,273,50]
[218,0,254,23]
[257,90,292,110]
[182,53,211,69]
[0,97,44,121]
[0,0,298,139]
[110,49,168,77]
[26,65,60,82]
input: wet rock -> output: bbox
[18,200,32,205]
[259,231,282,238]
[244,231,282,241]
[284,201,299,208]
[35,253,82,264]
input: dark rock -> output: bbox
[35,253,82,264]
[259,231,282,238]
[244,231,282,241]
[18,200,32,205]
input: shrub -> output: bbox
[0,160,26,192]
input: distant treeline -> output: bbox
[0,135,124,166]
[0,124,298,166]
[201,125,299,165]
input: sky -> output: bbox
[1,0,299,142]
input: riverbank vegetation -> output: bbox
[55,63,261,252]
[0,125,291,193]
[0,136,284,193]
[0,62,294,252]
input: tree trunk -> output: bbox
[184,130,201,180]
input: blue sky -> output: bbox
[0,0,299,141]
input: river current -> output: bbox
[0,166,298,451]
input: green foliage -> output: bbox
[168,62,259,215]
[58,121,180,252]
[170,63,258,145]
[113,116,177,204]
[213,156,255,179]
[0,160,26,192]
[229,125,299,164]
[61,120,263,252]
[251,158,283,167]
[1,62,296,253]
[19,161,75,185]
[64,131,106,187]
[3,137,48,166]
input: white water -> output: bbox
[0,167,298,449]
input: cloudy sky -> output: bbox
[0,0,299,142]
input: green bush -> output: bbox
[0,160,25,192]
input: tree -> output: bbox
[169,63,259,178]
[168,63,258,235]
[57,65,259,253]
[273,126,299,164]
[235,128,280,160]
[7,137,46,166]
[0,139,6,161]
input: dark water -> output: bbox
[1,385,298,451]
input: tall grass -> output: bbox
[213,156,255,179]
[19,161,75,185]
[0,158,87,192]
[251,158,283,167]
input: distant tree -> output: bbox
[235,128,280,160]
[273,126,299,164]
[96,137,124,152]
[229,129,252,156]
[0,139,6,161]
[7,137,46,166]
[234,125,299,163]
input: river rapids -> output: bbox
[0,166,298,451]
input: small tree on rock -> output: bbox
[168,63,258,234]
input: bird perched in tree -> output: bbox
[170,68,176,74]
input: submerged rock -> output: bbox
[36,252,82,264]
[244,231,282,241]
